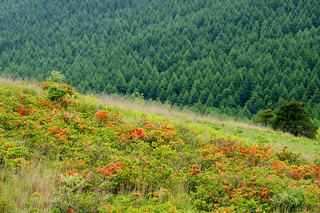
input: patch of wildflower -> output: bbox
[1,83,320,212]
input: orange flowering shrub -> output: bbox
[1,83,320,212]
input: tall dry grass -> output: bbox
[98,94,272,132]
[0,77,43,96]
[0,159,58,212]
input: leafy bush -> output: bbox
[256,109,274,126]
[272,100,317,138]
[48,86,69,101]
[52,192,100,213]
[38,81,76,103]
[52,173,100,213]
[0,139,31,168]
[276,147,302,165]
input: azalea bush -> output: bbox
[0,82,320,212]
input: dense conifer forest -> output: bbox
[0,0,320,122]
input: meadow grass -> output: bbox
[0,159,59,212]
[0,77,43,97]
[92,92,320,161]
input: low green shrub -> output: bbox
[48,86,69,101]
[52,192,100,213]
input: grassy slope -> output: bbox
[96,94,320,161]
[1,78,319,161]
[0,78,320,212]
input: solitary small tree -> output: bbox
[272,100,317,138]
[47,70,64,83]
[256,109,274,126]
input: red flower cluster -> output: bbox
[97,162,124,179]
[131,128,148,139]
[96,110,109,120]
[16,107,28,117]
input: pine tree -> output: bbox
[189,88,199,105]
[206,93,215,107]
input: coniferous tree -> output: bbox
[272,100,317,138]
[206,93,215,107]
[189,88,199,105]
[256,109,274,126]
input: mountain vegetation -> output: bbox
[1,79,320,212]
[272,100,317,138]
[0,0,320,122]
[256,101,318,138]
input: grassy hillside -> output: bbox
[1,78,320,212]
[97,94,320,161]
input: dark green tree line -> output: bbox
[0,0,319,122]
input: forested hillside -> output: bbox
[0,0,320,121]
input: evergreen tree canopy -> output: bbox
[0,0,319,121]
[272,100,317,138]
[256,109,274,126]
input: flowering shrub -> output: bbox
[38,81,76,103]
[0,139,31,168]
[1,82,320,212]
